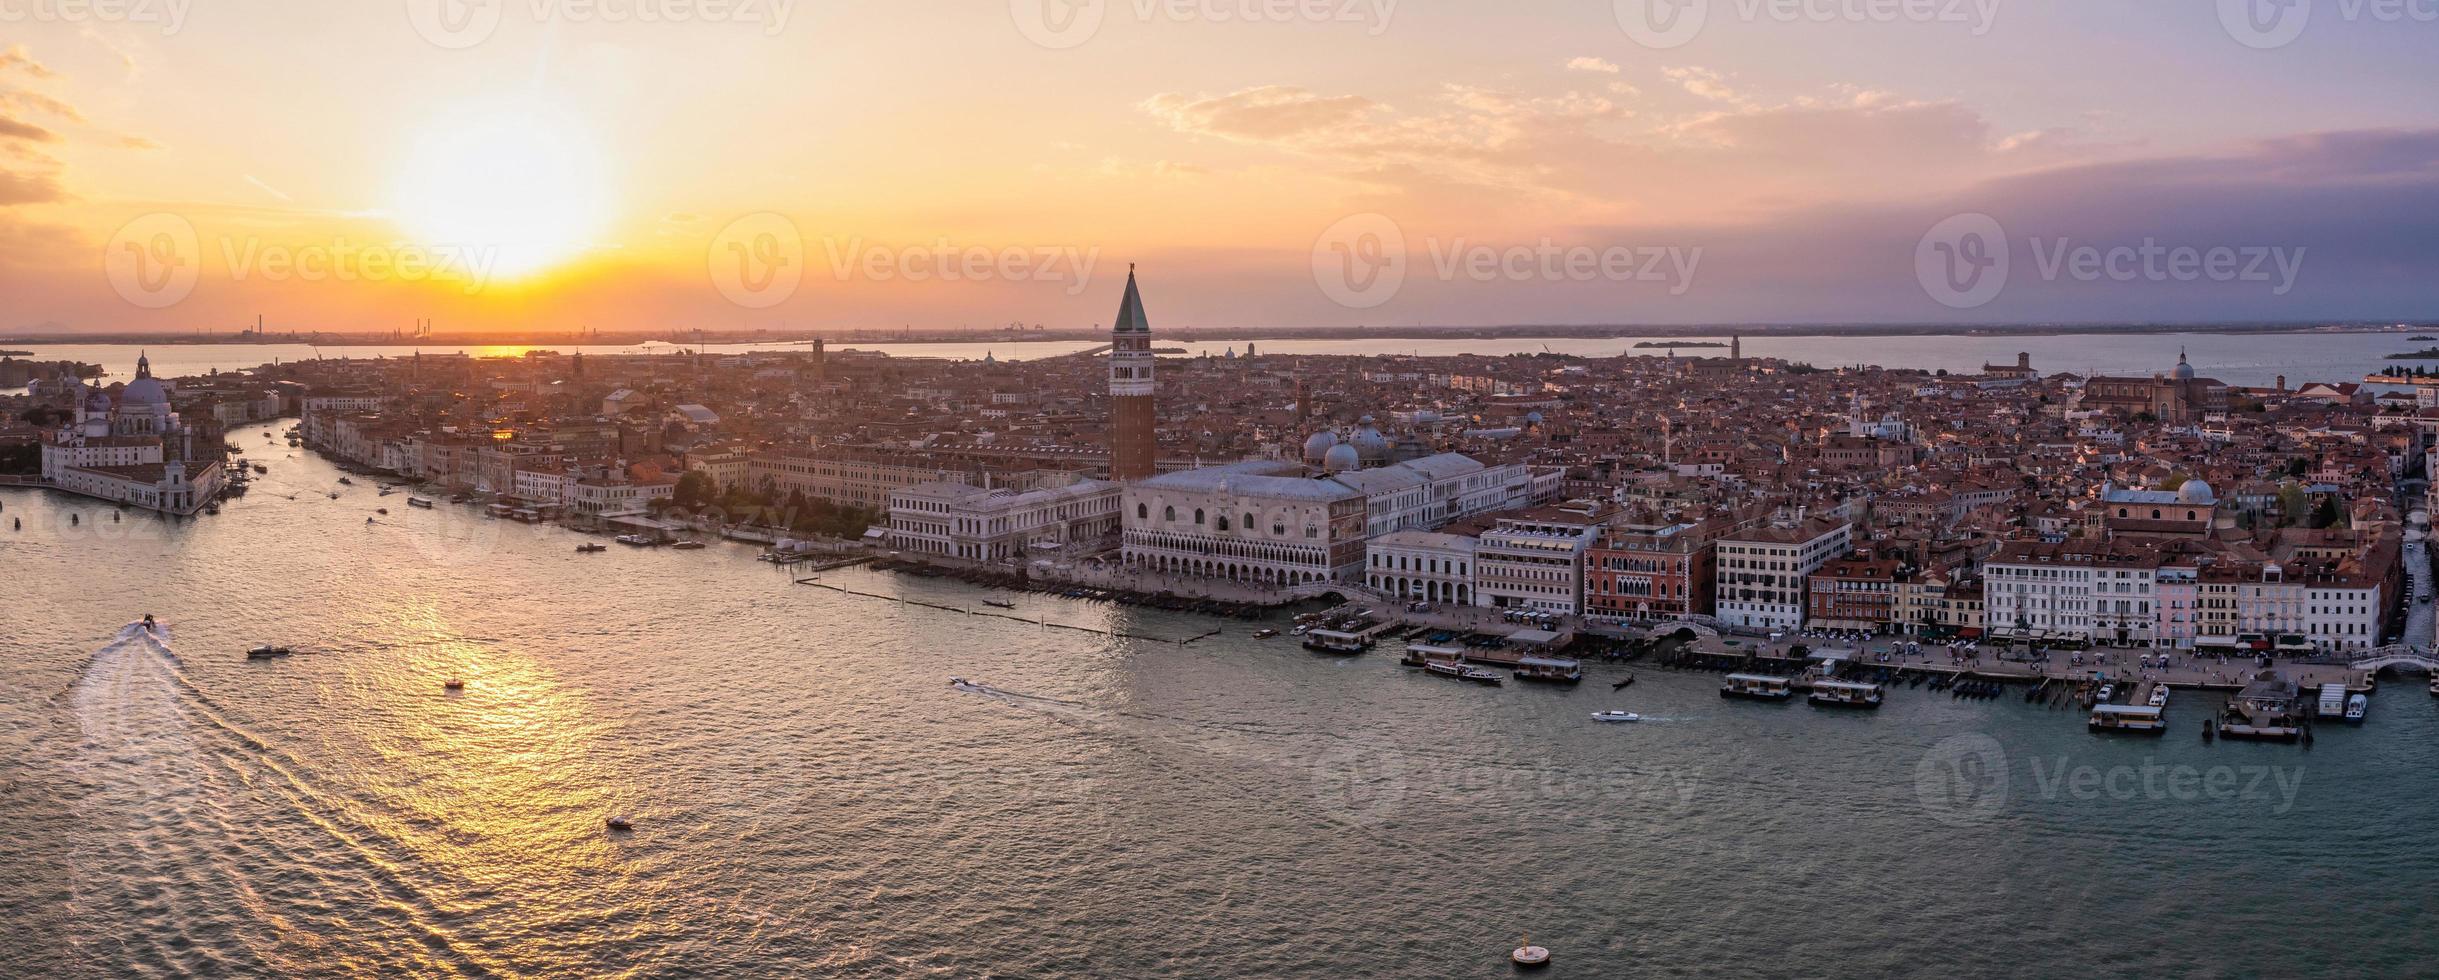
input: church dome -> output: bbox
[121,376,170,409]
[2172,350,2196,380]
[1301,430,1341,463]
[2177,478,2214,504]
[1348,419,1391,463]
[1322,443,1362,473]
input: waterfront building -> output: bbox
[1108,266,1157,482]
[1120,460,1367,585]
[1473,502,1613,615]
[1805,555,1906,632]
[1714,519,1852,631]
[1984,540,2160,645]
[1583,519,1716,623]
[885,478,1121,563]
[1364,530,1478,605]
[37,355,225,515]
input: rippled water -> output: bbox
[5,424,2438,978]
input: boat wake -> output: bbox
[54,624,511,976]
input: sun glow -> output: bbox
[389,106,612,282]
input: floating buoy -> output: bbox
[1511,936,1550,969]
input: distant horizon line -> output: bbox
[8,320,2439,348]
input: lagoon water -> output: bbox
[7,329,2433,391]
[4,422,2438,978]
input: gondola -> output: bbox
[1610,673,1636,690]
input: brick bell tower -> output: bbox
[1108,264,1157,482]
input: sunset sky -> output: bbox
[4,1,2437,335]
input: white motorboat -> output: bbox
[2345,693,2368,723]
[1591,710,1641,723]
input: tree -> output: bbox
[672,471,715,511]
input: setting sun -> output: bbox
[388,105,611,282]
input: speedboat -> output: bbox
[1591,710,1641,723]
[670,540,706,550]
[337,477,353,485]
[605,815,634,832]
[141,614,156,632]
[1459,667,1503,686]
[2345,693,2368,723]
[246,645,292,659]
[1252,628,1279,639]
[576,543,608,553]
[981,600,1017,610]
[376,508,389,515]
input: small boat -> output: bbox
[1611,673,1636,690]
[336,477,353,485]
[606,815,634,832]
[246,645,293,660]
[981,600,1017,610]
[379,487,395,496]
[376,508,389,515]
[1252,628,1278,639]
[2345,693,2368,723]
[576,543,608,553]
[443,678,465,690]
[407,497,435,509]
[1591,710,1641,723]
[1459,666,1503,686]
[669,540,706,550]
[327,492,340,500]
[141,614,156,632]
[1511,937,1551,969]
